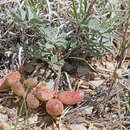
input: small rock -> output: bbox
[69,124,87,130]
[81,106,93,115]
[6,108,17,120]
[0,113,8,122]
[0,106,6,114]
[75,116,86,123]
[89,80,105,88]
[28,114,38,124]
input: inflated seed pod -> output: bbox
[6,71,21,87]
[0,71,21,90]
[0,78,8,90]
[26,92,40,109]
[46,99,64,116]
[11,80,25,96]
[24,78,37,88]
[58,91,84,105]
[36,87,54,102]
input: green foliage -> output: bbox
[10,6,48,29]
[74,17,115,56]
[72,0,88,26]
[14,88,29,130]
[32,26,68,70]
[10,0,121,71]
[70,0,121,56]
[19,0,46,11]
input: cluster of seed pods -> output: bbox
[0,71,84,117]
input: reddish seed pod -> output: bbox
[46,99,64,116]
[24,78,37,88]
[11,80,25,96]
[26,92,40,109]
[0,71,21,90]
[36,87,54,102]
[6,71,21,87]
[0,78,8,90]
[58,91,84,105]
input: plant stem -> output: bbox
[102,13,130,115]
[86,0,96,17]
[72,0,79,26]
[14,98,25,130]
[55,65,62,97]
[24,96,29,130]
[14,88,29,130]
